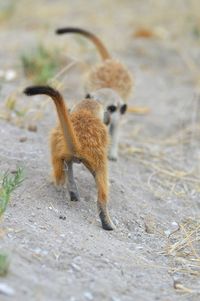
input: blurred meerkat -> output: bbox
[85,88,127,161]
[24,85,114,231]
[56,27,135,161]
[56,27,133,100]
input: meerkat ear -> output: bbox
[107,105,117,113]
[85,93,91,99]
[120,104,127,114]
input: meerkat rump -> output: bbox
[24,85,114,230]
[56,27,135,161]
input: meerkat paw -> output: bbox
[69,191,80,202]
[101,216,115,230]
[108,148,118,161]
[102,221,115,231]
[99,208,115,230]
[108,153,118,161]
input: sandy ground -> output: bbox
[1,1,200,300]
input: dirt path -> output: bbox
[1,1,200,300]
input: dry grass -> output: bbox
[121,119,200,294]
[167,219,200,294]
[122,117,200,199]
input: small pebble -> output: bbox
[27,124,37,132]
[70,263,81,272]
[164,222,179,238]
[5,70,16,81]
[59,215,66,220]
[33,248,48,256]
[135,245,143,250]
[19,136,27,142]
[111,297,121,301]
[0,283,15,296]
[84,291,93,300]
[73,256,82,264]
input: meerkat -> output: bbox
[24,85,114,231]
[56,27,133,100]
[56,27,135,161]
[84,88,127,161]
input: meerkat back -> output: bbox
[85,59,133,100]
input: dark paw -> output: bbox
[70,191,79,202]
[102,223,114,231]
[99,211,115,230]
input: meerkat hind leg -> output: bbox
[95,170,114,230]
[52,157,66,186]
[64,161,80,202]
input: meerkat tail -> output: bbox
[56,27,111,61]
[24,86,78,154]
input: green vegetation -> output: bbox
[21,44,64,84]
[0,253,9,276]
[0,168,24,277]
[0,168,24,217]
[192,25,200,38]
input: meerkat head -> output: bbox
[71,99,106,123]
[85,88,127,125]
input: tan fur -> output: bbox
[24,86,114,230]
[50,107,108,184]
[85,59,133,100]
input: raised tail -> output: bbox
[56,27,111,61]
[24,86,78,154]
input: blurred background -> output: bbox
[0,0,200,69]
[1,0,200,125]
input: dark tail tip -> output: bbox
[56,28,69,35]
[23,85,58,98]
[55,27,89,36]
[24,86,38,96]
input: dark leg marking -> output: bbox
[98,203,114,231]
[64,161,80,201]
